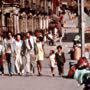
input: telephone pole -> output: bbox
[80,0,85,57]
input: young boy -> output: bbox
[55,45,66,76]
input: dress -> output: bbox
[49,54,56,67]
[36,42,44,61]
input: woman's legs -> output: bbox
[51,67,55,76]
[37,60,42,75]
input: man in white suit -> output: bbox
[25,32,35,75]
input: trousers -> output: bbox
[15,54,22,73]
[25,51,31,73]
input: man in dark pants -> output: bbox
[3,32,16,76]
[55,45,66,76]
[6,53,12,76]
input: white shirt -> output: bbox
[49,54,55,62]
[3,38,15,53]
[15,40,22,54]
[25,36,35,50]
[49,54,56,67]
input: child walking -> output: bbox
[49,50,56,77]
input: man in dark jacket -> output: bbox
[55,45,66,76]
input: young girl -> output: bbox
[49,50,56,77]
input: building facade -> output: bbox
[0,0,52,34]
[0,0,90,34]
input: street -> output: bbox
[0,75,83,90]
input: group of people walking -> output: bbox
[0,31,66,77]
[0,31,44,76]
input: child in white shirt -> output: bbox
[49,50,56,77]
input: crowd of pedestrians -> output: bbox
[0,30,89,79]
[0,30,66,77]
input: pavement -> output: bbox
[0,76,83,90]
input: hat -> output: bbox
[74,35,80,41]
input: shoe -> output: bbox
[59,73,63,77]
[30,73,34,76]
[9,74,12,76]
[52,74,55,77]
[21,73,25,76]
[25,72,30,76]
[18,73,22,76]
[38,73,42,76]
[1,74,4,76]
